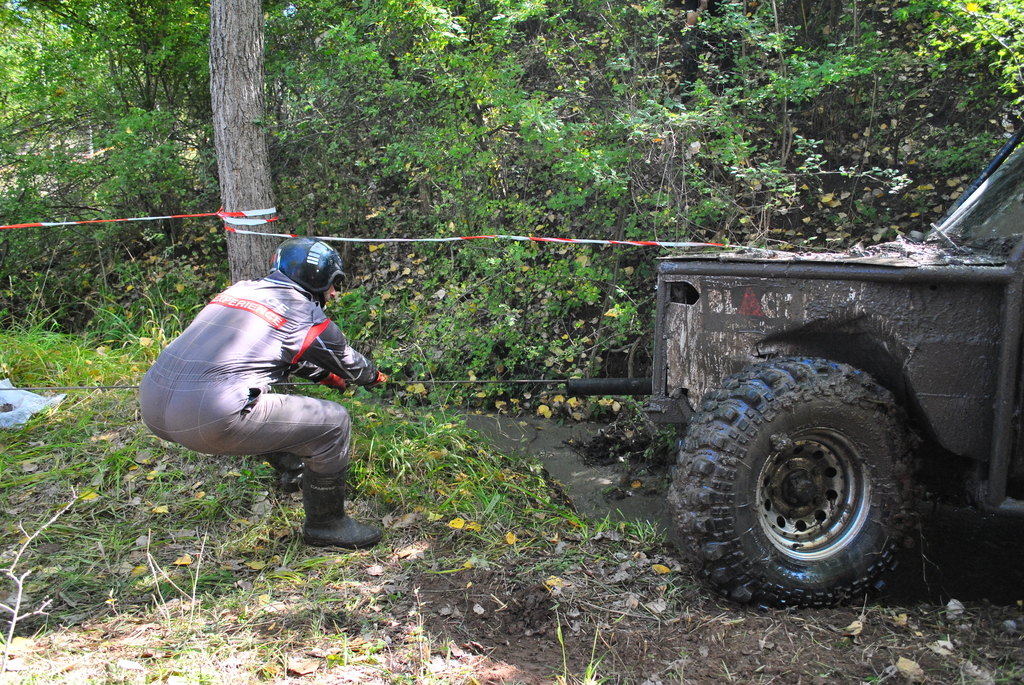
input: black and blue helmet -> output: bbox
[271,237,345,293]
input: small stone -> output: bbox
[1000,620,1018,635]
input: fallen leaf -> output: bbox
[651,564,671,575]
[544,575,566,588]
[395,544,428,560]
[151,505,169,514]
[963,661,995,685]
[172,554,193,566]
[245,560,267,570]
[366,564,385,577]
[383,512,421,529]
[929,639,955,656]
[842,620,864,636]
[117,659,145,671]
[448,518,466,530]
[644,598,667,614]
[465,521,482,532]
[287,657,320,676]
[7,637,33,655]
[896,657,925,682]
[505,532,518,545]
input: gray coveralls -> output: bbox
[139,271,378,474]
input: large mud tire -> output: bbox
[668,357,915,607]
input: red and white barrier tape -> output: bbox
[1,208,277,231]
[2,207,722,249]
[226,224,722,249]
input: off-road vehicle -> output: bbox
[646,135,1024,607]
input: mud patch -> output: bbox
[462,412,677,532]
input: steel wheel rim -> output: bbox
[755,430,871,561]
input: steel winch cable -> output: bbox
[8,378,568,393]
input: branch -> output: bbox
[1,497,76,674]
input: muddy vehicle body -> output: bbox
[647,138,1024,607]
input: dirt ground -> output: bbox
[445,414,1024,685]
[3,415,1023,684]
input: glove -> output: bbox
[319,373,347,391]
[366,371,388,389]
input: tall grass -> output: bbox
[1,326,664,683]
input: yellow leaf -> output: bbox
[130,565,148,577]
[966,2,980,12]
[842,620,864,636]
[896,657,924,682]
[631,480,643,489]
[151,505,169,514]
[466,521,482,532]
[368,244,379,252]
[544,575,566,588]
[245,560,267,570]
[427,512,443,521]
[448,518,466,530]
[407,383,427,394]
[821,193,834,203]
[175,283,185,293]
[604,309,620,317]
[505,532,518,545]
[138,337,153,348]
[7,637,33,655]
[462,560,474,569]
[537,405,552,418]
[173,554,193,566]
[80,491,100,501]
[652,564,671,575]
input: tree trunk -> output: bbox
[209,0,279,283]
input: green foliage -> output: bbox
[1,0,1020,409]
[902,0,1024,105]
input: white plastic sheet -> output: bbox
[0,379,66,429]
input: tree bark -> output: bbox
[209,0,279,283]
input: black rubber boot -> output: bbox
[263,452,304,493]
[302,469,382,549]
